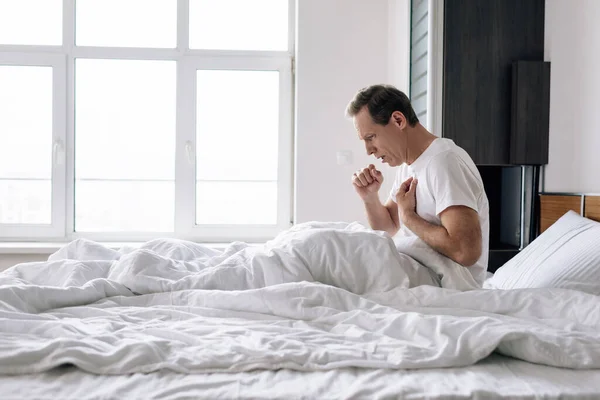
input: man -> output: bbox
[346,84,490,285]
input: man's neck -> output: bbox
[405,124,438,165]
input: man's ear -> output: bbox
[390,111,407,130]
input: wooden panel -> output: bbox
[539,195,581,233]
[442,0,545,165]
[510,61,551,164]
[584,196,600,222]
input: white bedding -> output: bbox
[2,355,600,400]
[1,222,599,376]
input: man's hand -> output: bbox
[354,166,399,237]
[352,164,383,201]
[395,177,417,222]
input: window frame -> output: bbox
[0,52,67,239]
[177,55,293,242]
[0,0,295,243]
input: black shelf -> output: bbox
[490,243,521,252]
[489,249,521,273]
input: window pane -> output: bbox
[0,180,51,224]
[76,181,173,232]
[76,0,176,48]
[196,69,280,226]
[0,0,62,45]
[196,181,277,225]
[75,59,175,232]
[189,0,288,51]
[0,66,52,224]
[196,70,279,181]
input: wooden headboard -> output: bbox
[539,193,600,233]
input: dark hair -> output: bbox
[345,84,419,127]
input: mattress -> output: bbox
[2,355,600,400]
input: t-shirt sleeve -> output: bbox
[427,152,482,216]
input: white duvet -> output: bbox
[1,222,599,375]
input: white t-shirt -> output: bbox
[388,138,490,285]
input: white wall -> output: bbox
[295,0,410,224]
[388,0,411,91]
[544,0,600,193]
[0,254,47,271]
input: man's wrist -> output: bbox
[400,209,418,226]
[362,194,381,205]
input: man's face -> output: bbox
[353,107,407,167]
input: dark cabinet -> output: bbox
[479,164,541,272]
[510,61,551,165]
[442,0,547,166]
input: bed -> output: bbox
[1,194,599,399]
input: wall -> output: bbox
[0,254,47,271]
[294,0,410,223]
[544,0,600,192]
[388,0,411,90]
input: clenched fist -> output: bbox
[352,164,383,201]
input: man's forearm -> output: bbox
[364,197,398,236]
[402,211,465,265]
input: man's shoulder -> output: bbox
[426,141,477,171]
[425,143,483,188]
[425,147,463,171]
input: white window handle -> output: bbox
[53,139,65,166]
[185,141,195,165]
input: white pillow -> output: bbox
[484,210,600,295]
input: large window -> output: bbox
[0,0,294,242]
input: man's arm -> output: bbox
[363,197,400,237]
[352,165,400,237]
[402,206,482,266]
[396,177,482,266]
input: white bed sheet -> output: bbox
[2,355,600,400]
